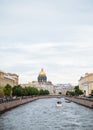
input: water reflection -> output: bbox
[0,98,93,130]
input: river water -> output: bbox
[0,98,93,130]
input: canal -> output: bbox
[0,98,93,130]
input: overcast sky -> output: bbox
[0,0,93,85]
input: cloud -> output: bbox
[0,41,93,84]
[0,0,93,84]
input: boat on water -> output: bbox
[56,101,62,107]
[65,100,71,103]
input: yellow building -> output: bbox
[0,70,18,87]
[79,73,93,96]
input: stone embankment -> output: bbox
[65,96,93,108]
[0,95,60,114]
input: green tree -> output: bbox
[44,90,49,95]
[91,90,93,96]
[25,87,32,96]
[0,87,4,98]
[39,89,44,95]
[66,91,69,95]
[39,89,49,95]
[12,85,23,96]
[66,91,75,96]
[12,86,39,96]
[69,91,75,96]
[3,84,12,97]
[74,86,83,96]
[21,88,28,96]
[59,92,62,95]
[26,87,39,95]
[12,85,49,97]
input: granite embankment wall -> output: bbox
[65,96,93,108]
[0,95,59,114]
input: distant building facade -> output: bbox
[22,69,55,95]
[0,70,18,87]
[54,84,73,95]
[79,73,93,96]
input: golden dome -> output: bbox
[39,69,46,75]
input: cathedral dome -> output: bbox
[39,69,46,76]
[38,69,47,83]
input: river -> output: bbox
[0,98,93,130]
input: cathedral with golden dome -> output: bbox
[22,68,55,95]
[38,69,47,83]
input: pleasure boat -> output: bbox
[56,101,62,107]
[65,100,71,103]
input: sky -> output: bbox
[0,0,93,85]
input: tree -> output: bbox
[44,90,49,95]
[66,86,83,96]
[0,87,4,98]
[91,90,93,96]
[59,92,62,95]
[66,91,75,96]
[12,85,23,96]
[74,86,83,96]
[3,84,12,97]
[39,89,44,95]
[12,86,39,96]
[66,91,69,95]
[21,88,28,96]
[12,85,49,97]
[39,89,49,95]
[69,91,75,96]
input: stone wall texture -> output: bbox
[0,95,59,113]
[65,97,93,108]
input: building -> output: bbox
[0,70,18,87]
[54,84,73,95]
[38,68,47,83]
[79,73,93,96]
[36,69,55,94]
[35,69,55,94]
[21,82,37,88]
[22,69,55,95]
